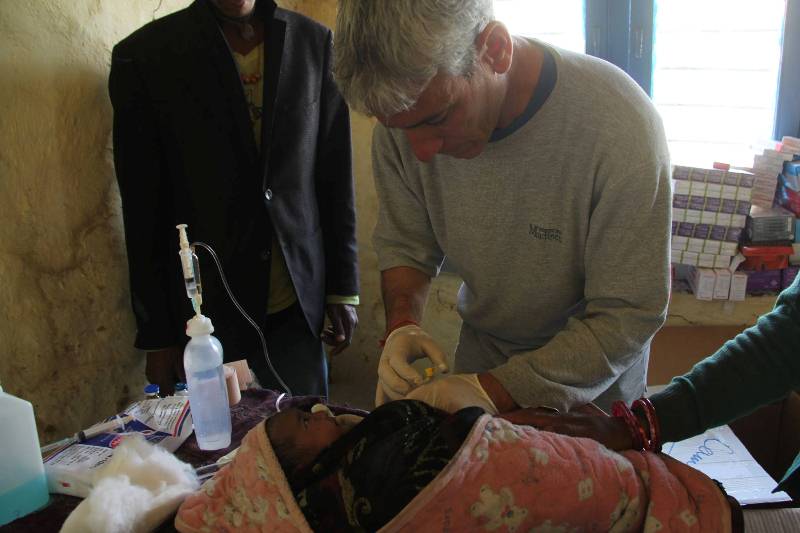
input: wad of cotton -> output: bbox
[61,434,199,533]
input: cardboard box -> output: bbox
[729,393,800,501]
[650,328,800,504]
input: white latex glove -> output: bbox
[405,373,498,415]
[375,325,449,406]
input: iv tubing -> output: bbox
[191,241,293,397]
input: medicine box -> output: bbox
[729,272,748,301]
[712,268,731,300]
[744,269,782,294]
[740,245,794,271]
[745,205,796,243]
[687,266,715,301]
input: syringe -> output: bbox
[176,224,203,315]
[40,415,133,456]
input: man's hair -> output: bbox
[333,0,494,117]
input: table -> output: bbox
[1,389,365,532]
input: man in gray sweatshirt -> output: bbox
[334,0,671,414]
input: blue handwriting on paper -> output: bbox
[680,438,735,466]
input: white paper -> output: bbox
[43,397,193,497]
[662,424,791,505]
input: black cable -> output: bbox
[191,241,293,396]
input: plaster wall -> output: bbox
[1,0,462,442]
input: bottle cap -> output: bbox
[144,383,160,395]
[175,382,188,392]
[186,314,215,336]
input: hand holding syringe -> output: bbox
[176,224,203,315]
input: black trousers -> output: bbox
[243,302,328,398]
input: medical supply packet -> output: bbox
[42,396,193,498]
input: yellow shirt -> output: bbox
[234,44,296,314]
[234,44,359,313]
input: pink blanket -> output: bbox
[175,415,732,532]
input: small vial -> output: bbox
[143,383,160,399]
[174,383,189,397]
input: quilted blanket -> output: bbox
[175,414,732,532]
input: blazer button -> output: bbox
[260,249,271,261]
[264,189,273,201]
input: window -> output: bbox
[493,0,800,166]
[494,0,585,54]
[652,0,786,167]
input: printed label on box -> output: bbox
[710,225,727,241]
[704,198,721,212]
[693,224,711,239]
[689,196,706,210]
[678,222,695,237]
[736,201,751,215]
[721,199,737,214]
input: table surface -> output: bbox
[1,389,365,532]
[666,291,777,327]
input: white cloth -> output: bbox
[60,435,199,533]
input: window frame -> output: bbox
[775,0,800,138]
[584,0,798,138]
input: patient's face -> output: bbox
[270,408,346,461]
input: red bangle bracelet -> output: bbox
[633,397,662,452]
[378,319,419,347]
[612,401,646,451]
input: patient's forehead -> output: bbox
[268,408,302,439]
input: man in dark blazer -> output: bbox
[109,0,359,397]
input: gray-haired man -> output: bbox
[334,0,671,414]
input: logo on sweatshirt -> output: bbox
[529,224,561,242]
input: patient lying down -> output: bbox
[176,400,739,532]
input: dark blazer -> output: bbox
[109,0,358,354]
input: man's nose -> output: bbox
[405,131,444,162]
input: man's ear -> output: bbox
[477,21,513,74]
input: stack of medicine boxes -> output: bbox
[675,136,800,302]
[671,165,752,301]
[742,137,800,295]
[750,136,800,208]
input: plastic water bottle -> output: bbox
[0,383,49,526]
[184,314,231,450]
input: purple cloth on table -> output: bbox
[0,389,367,532]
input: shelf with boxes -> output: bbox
[670,136,800,310]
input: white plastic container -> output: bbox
[0,384,49,526]
[184,314,231,450]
